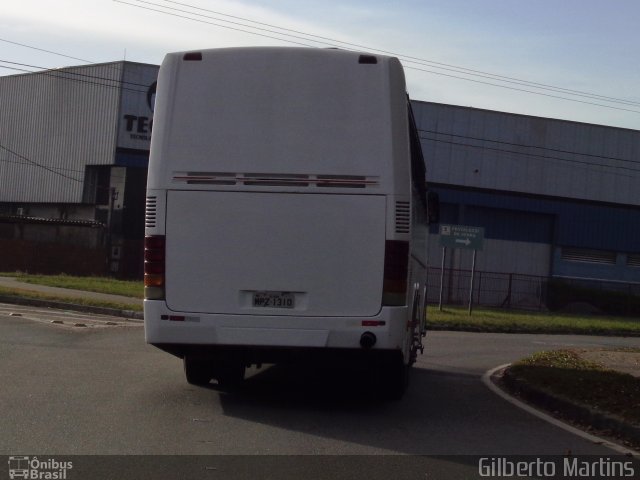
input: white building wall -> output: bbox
[0,63,123,203]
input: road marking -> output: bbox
[0,304,142,329]
[482,364,638,457]
[531,341,613,348]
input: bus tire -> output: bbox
[184,356,212,385]
[382,358,410,401]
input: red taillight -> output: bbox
[144,249,164,262]
[144,262,164,275]
[145,235,165,250]
[382,240,409,306]
[362,320,386,327]
[144,235,165,300]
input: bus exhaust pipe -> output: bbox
[360,332,377,349]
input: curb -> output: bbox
[0,294,143,321]
[427,324,640,337]
[500,366,640,449]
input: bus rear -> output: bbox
[144,47,425,397]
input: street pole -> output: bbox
[468,249,477,315]
[438,247,446,311]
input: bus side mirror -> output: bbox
[427,191,440,224]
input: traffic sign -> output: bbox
[439,224,484,251]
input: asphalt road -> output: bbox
[1,304,639,477]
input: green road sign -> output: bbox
[439,224,485,251]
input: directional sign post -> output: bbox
[439,224,485,251]
[438,224,485,314]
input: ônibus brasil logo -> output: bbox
[8,456,72,479]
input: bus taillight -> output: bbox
[144,235,166,300]
[382,240,409,306]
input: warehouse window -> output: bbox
[627,254,640,267]
[561,247,616,265]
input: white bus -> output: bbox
[144,47,437,398]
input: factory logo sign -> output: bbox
[118,65,160,150]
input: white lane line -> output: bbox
[531,341,613,348]
[482,364,638,457]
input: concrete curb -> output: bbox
[500,366,640,449]
[427,324,640,337]
[0,294,143,321]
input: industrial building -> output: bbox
[1,62,639,297]
[414,101,640,308]
[0,61,159,277]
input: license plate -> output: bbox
[253,291,295,309]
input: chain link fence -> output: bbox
[426,267,640,316]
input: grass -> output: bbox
[0,285,143,312]
[1,273,639,333]
[427,305,640,336]
[507,349,640,426]
[0,272,143,298]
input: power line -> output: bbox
[0,38,93,63]
[404,65,640,110]
[1,10,637,182]
[3,2,637,115]
[406,65,640,115]
[0,60,151,89]
[113,0,318,48]
[419,129,640,166]
[4,1,639,116]
[158,0,640,109]
[0,60,150,183]
[0,61,148,95]
[133,0,331,48]
[419,135,640,178]
[0,39,148,92]
[0,143,83,183]
[0,154,85,173]
[115,0,640,112]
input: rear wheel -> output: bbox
[381,357,410,400]
[183,356,212,385]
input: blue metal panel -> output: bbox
[555,207,640,252]
[431,186,640,253]
[552,249,640,283]
[115,149,149,168]
[465,206,553,244]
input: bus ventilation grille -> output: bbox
[172,172,380,188]
[145,196,158,228]
[395,201,410,234]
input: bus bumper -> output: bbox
[144,300,410,360]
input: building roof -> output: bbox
[0,215,104,228]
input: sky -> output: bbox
[1,0,639,130]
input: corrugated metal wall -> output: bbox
[0,63,123,203]
[428,186,640,281]
[432,187,640,253]
[414,101,640,282]
[427,236,552,277]
[413,101,640,207]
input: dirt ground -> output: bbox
[579,349,640,377]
